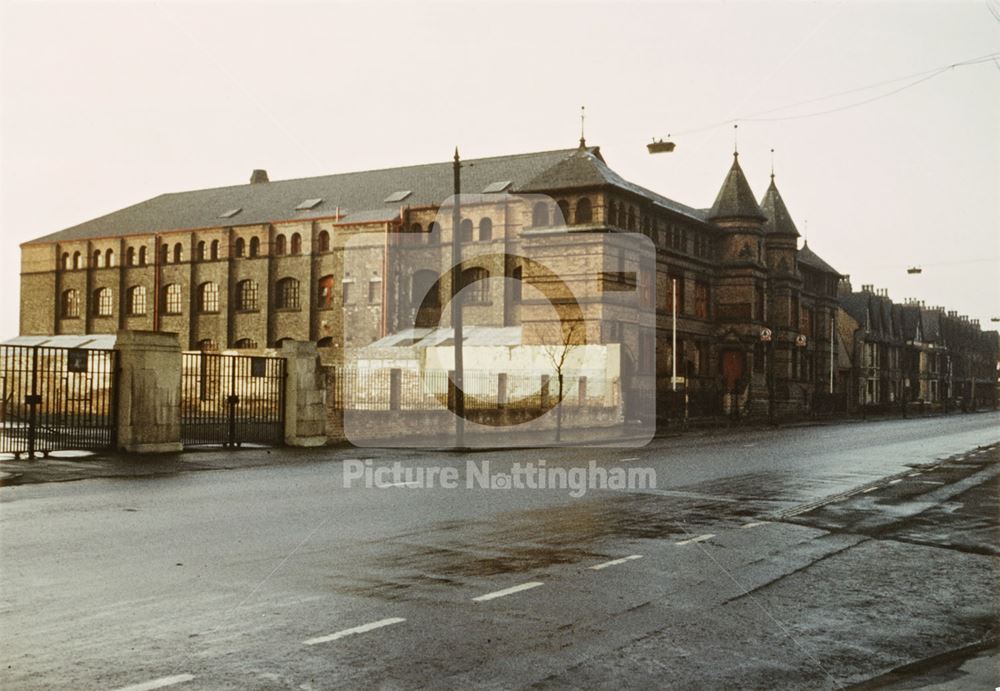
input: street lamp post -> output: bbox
[451,149,465,447]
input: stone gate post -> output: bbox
[115,330,183,454]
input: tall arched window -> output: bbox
[511,266,523,303]
[61,252,71,270]
[274,234,287,256]
[93,250,104,268]
[317,230,330,253]
[105,248,115,267]
[126,247,136,266]
[173,243,183,263]
[138,246,147,266]
[249,237,260,257]
[317,275,336,309]
[236,279,259,311]
[93,288,113,317]
[618,205,627,228]
[160,244,169,264]
[197,241,206,261]
[276,277,299,309]
[290,233,302,255]
[575,197,593,224]
[163,284,183,315]
[61,289,81,318]
[210,240,219,260]
[198,282,219,313]
[461,267,490,304]
[556,200,570,225]
[607,200,617,227]
[479,217,493,242]
[627,207,636,230]
[459,218,473,242]
[127,286,147,316]
[72,252,82,270]
[234,237,246,258]
[531,202,549,228]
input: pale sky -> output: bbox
[1,0,998,339]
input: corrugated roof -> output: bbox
[25,148,584,245]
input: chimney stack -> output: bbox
[250,169,269,184]
[972,319,980,327]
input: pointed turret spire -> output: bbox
[706,151,767,222]
[759,169,800,237]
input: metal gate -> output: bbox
[0,345,118,456]
[181,352,286,448]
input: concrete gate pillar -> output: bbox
[115,330,183,454]
[280,340,328,447]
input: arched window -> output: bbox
[126,247,136,266]
[317,337,335,348]
[127,286,147,316]
[197,339,218,352]
[461,267,490,304]
[618,205,627,228]
[411,270,439,309]
[531,202,549,228]
[276,277,300,310]
[274,234,287,256]
[556,200,570,225]
[627,207,636,230]
[61,289,80,318]
[93,250,104,268]
[162,284,183,315]
[233,338,258,349]
[138,246,147,266]
[607,200,617,227]
[479,217,493,242]
[409,223,422,234]
[249,236,260,257]
[197,241,206,261]
[105,248,115,267]
[234,237,246,258]
[575,197,593,224]
[72,252,82,270]
[290,233,302,255]
[198,282,219,313]
[61,252,71,270]
[210,240,219,260]
[173,243,183,263]
[236,279,258,311]
[160,244,169,264]
[459,218,473,242]
[317,230,330,253]
[317,275,336,309]
[428,221,441,238]
[93,288,113,317]
[511,266,523,303]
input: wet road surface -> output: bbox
[1,413,998,689]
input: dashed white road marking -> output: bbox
[917,480,946,485]
[676,534,714,545]
[862,486,880,493]
[304,617,406,645]
[377,481,421,488]
[908,472,921,477]
[472,581,544,602]
[590,555,643,570]
[741,521,769,529]
[888,479,903,485]
[113,675,195,691]
[620,457,639,462]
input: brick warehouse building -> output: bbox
[17,142,996,417]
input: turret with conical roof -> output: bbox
[759,173,799,276]
[708,153,766,267]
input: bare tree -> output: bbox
[543,320,584,441]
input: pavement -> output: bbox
[1,412,998,689]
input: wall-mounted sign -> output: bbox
[795,334,808,347]
[759,328,773,343]
[250,357,267,378]
[67,349,88,373]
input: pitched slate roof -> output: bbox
[26,147,586,245]
[706,153,767,222]
[519,147,708,223]
[797,241,840,276]
[758,175,800,237]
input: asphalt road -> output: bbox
[1,413,998,689]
